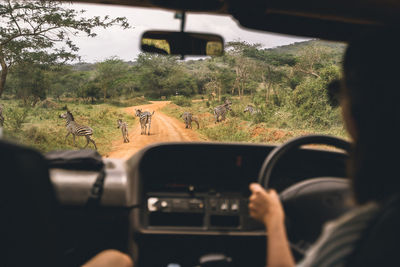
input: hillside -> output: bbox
[267,39,346,55]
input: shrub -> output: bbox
[6,107,29,131]
[25,126,47,143]
[172,96,192,107]
[288,77,341,129]
[199,119,250,142]
[109,97,150,107]
[37,99,59,109]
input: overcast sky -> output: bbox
[69,3,309,63]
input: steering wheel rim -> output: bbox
[257,135,352,260]
[258,134,351,188]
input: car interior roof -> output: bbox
[65,0,399,42]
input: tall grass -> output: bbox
[161,95,347,144]
[0,99,135,155]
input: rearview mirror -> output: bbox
[141,31,224,57]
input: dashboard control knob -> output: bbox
[231,203,239,212]
[147,197,159,212]
[220,202,228,211]
[161,200,168,208]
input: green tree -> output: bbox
[79,81,101,103]
[133,54,194,99]
[95,57,130,100]
[289,65,341,128]
[293,45,332,78]
[225,42,259,98]
[0,0,130,97]
[44,65,74,100]
[9,62,48,106]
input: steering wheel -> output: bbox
[258,135,353,258]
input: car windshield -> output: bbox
[0,2,347,159]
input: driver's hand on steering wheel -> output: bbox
[248,183,285,227]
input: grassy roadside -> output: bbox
[161,99,348,145]
[0,98,148,156]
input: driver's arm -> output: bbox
[249,183,295,267]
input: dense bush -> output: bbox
[172,96,192,107]
[6,107,29,131]
[109,97,149,107]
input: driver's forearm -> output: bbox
[266,220,295,267]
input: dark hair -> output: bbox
[343,28,400,204]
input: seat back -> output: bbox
[347,196,400,267]
[0,141,61,267]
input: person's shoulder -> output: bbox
[298,203,380,267]
[328,202,380,231]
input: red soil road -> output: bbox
[106,101,206,159]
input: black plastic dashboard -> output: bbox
[48,142,348,267]
[129,142,348,235]
[48,141,348,236]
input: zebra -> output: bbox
[182,112,199,129]
[0,104,4,127]
[244,105,261,115]
[59,110,97,150]
[135,109,154,135]
[213,99,232,123]
[117,119,129,143]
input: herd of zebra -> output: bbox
[0,101,260,150]
[57,101,260,149]
[182,100,261,128]
[180,100,233,129]
[213,100,260,122]
[56,108,156,150]
[0,105,155,150]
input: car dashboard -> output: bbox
[49,142,347,266]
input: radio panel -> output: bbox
[147,197,205,213]
[143,194,262,230]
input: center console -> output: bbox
[130,143,272,235]
[143,191,260,231]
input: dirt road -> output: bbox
[107,101,205,159]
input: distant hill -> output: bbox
[267,39,347,64]
[71,63,96,71]
[268,39,346,55]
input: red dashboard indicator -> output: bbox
[236,156,242,167]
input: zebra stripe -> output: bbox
[59,110,97,150]
[182,112,199,129]
[213,100,232,123]
[135,109,154,135]
[244,105,261,115]
[117,119,129,143]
